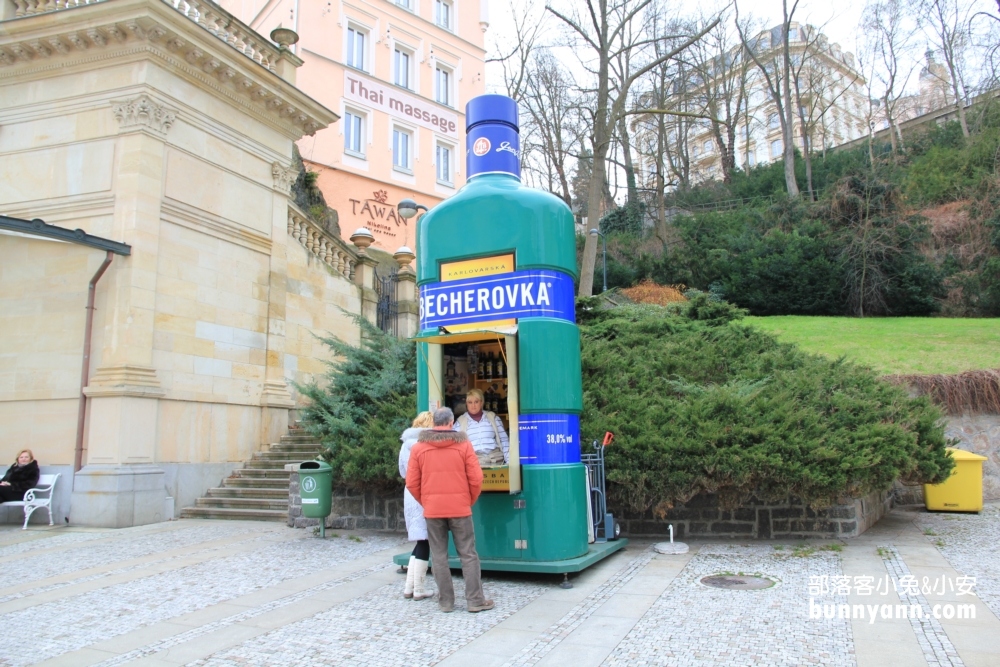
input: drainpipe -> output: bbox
[74,251,114,473]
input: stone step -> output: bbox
[179,507,287,522]
[263,444,321,454]
[205,487,288,498]
[268,440,323,452]
[264,452,321,461]
[244,459,302,470]
[222,477,289,489]
[195,497,289,511]
[252,452,318,462]
[232,468,292,479]
[280,434,318,444]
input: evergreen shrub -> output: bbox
[297,315,416,492]
[298,299,954,508]
[577,295,954,516]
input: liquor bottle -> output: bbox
[485,351,493,380]
[414,93,585,559]
[496,354,505,378]
[478,350,485,378]
[466,344,477,372]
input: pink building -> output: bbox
[221,0,488,251]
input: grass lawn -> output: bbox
[745,316,1000,375]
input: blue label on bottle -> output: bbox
[467,124,520,179]
[518,413,581,464]
[419,269,575,330]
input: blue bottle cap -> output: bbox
[466,95,519,132]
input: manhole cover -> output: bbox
[700,575,775,590]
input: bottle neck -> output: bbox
[466,122,521,180]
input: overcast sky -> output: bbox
[484,0,873,94]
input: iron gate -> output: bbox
[373,266,398,335]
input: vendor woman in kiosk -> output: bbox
[457,389,509,466]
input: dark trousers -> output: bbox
[425,516,485,609]
[0,486,25,502]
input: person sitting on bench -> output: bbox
[0,449,40,503]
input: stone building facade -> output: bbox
[218,0,488,253]
[0,0,418,527]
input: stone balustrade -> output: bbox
[9,0,281,74]
[287,205,357,281]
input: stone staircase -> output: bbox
[180,427,322,522]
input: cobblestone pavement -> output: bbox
[916,505,1000,620]
[0,506,998,667]
[603,545,853,667]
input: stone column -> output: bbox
[73,94,175,527]
[393,246,417,339]
[260,164,298,445]
[350,228,379,326]
[1,0,17,21]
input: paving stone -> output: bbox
[602,545,855,667]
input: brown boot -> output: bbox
[467,599,495,613]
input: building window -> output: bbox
[768,113,780,130]
[344,110,365,157]
[436,143,453,184]
[692,144,700,157]
[347,26,367,71]
[393,127,412,172]
[770,139,783,158]
[394,48,412,89]
[747,149,756,167]
[396,0,413,9]
[435,0,452,29]
[435,66,452,106]
[704,140,713,153]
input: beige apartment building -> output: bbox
[220,0,488,251]
[648,23,869,187]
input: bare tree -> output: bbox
[488,0,545,101]
[547,0,719,296]
[919,0,973,137]
[861,0,917,153]
[789,24,864,198]
[520,49,586,206]
[683,14,754,184]
[736,0,801,198]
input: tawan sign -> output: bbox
[419,269,575,330]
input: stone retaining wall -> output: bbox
[288,471,890,539]
[287,472,404,530]
[617,490,893,539]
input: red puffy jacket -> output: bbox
[406,428,483,518]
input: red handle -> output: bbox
[602,431,615,447]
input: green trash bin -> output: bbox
[299,460,332,537]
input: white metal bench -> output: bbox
[2,473,60,529]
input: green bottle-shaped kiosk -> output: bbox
[396,94,626,575]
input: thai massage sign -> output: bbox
[419,254,575,330]
[344,71,459,138]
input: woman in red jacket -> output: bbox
[406,408,493,614]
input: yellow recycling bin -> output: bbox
[924,447,988,512]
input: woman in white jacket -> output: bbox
[398,411,435,600]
